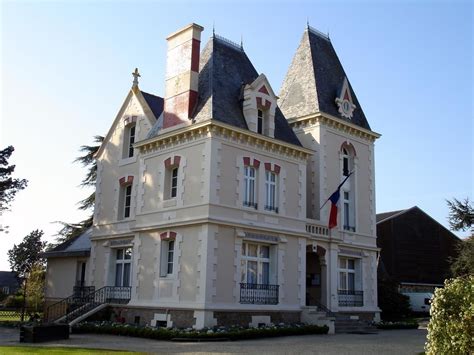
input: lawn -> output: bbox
[0,346,140,354]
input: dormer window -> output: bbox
[257,109,264,134]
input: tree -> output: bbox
[56,136,104,243]
[450,236,474,277]
[0,146,28,215]
[446,197,473,232]
[8,230,46,321]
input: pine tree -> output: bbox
[56,136,104,243]
[0,146,28,215]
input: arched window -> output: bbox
[341,144,356,232]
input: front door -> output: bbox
[306,250,322,306]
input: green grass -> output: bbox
[0,346,141,354]
[0,311,21,321]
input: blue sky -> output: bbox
[0,0,472,270]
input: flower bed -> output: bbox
[73,321,329,341]
[376,320,419,330]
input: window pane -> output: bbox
[241,243,246,256]
[124,248,132,260]
[348,259,355,269]
[167,260,173,274]
[259,245,269,258]
[261,262,269,284]
[348,273,355,291]
[115,264,123,286]
[123,263,131,287]
[339,271,346,290]
[117,249,124,260]
[247,261,257,284]
[344,202,350,226]
[241,260,246,282]
[248,244,258,257]
[339,258,346,269]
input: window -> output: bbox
[115,247,132,287]
[343,191,350,230]
[243,166,257,208]
[124,185,132,218]
[122,122,136,159]
[128,125,136,158]
[257,109,263,134]
[241,242,270,284]
[160,240,175,277]
[339,258,355,291]
[342,148,349,176]
[265,171,278,212]
[170,168,178,198]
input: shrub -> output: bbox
[376,320,418,330]
[377,278,411,320]
[73,321,329,341]
[425,276,474,355]
[4,294,23,308]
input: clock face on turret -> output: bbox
[335,77,356,120]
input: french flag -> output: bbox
[326,172,352,229]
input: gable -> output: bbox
[96,89,159,161]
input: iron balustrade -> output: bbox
[240,283,279,305]
[45,286,131,324]
[338,290,363,307]
[264,205,279,213]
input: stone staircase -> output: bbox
[334,315,377,334]
[301,307,336,334]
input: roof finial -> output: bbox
[132,68,140,87]
[240,34,243,50]
[306,18,310,29]
[212,21,215,37]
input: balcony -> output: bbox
[306,220,329,237]
[240,283,279,305]
[338,290,363,307]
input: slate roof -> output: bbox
[43,228,91,258]
[148,35,301,147]
[0,271,19,288]
[141,91,164,120]
[279,27,371,131]
[376,209,408,223]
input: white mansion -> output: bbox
[44,23,381,332]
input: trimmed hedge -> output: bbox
[73,322,329,341]
[376,321,419,330]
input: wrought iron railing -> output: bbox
[240,283,279,305]
[73,286,95,298]
[338,290,363,307]
[264,205,279,213]
[45,286,131,324]
[243,201,258,209]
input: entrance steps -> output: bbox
[301,307,335,334]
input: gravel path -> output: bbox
[0,327,427,354]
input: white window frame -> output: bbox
[241,242,271,285]
[243,166,257,208]
[115,247,132,287]
[257,109,264,134]
[338,257,356,291]
[170,167,178,199]
[160,240,176,277]
[264,171,278,213]
[123,184,132,219]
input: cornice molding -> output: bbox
[136,119,313,160]
[289,112,381,142]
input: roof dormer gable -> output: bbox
[242,74,278,138]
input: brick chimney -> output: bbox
[163,23,204,129]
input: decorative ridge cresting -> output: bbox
[214,34,244,51]
[307,25,330,42]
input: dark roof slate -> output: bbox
[43,228,91,258]
[376,209,407,223]
[279,28,371,131]
[148,35,301,147]
[0,271,19,287]
[141,91,164,120]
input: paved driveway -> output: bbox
[0,327,427,354]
